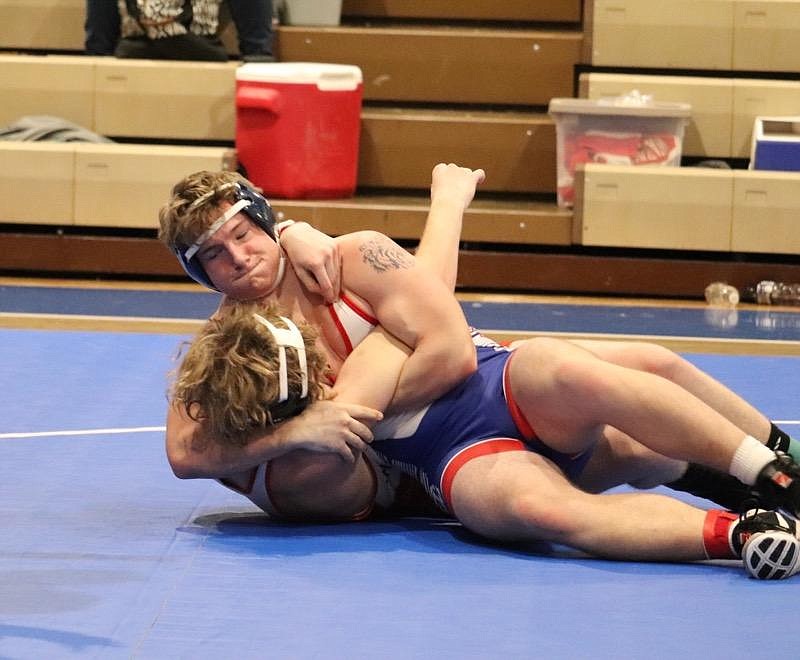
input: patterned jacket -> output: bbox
[119,0,222,40]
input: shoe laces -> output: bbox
[737,498,764,522]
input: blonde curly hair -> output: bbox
[158,170,256,252]
[170,302,329,446]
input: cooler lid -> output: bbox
[548,95,691,119]
[236,62,362,90]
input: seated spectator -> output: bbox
[84,1,274,62]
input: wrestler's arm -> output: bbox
[276,220,341,303]
[339,231,476,411]
[278,163,483,304]
[330,164,483,409]
[414,163,485,291]
[164,398,381,479]
[367,164,483,408]
[332,172,478,405]
[331,326,411,410]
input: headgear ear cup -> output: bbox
[175,246,217,289]
[235,182,277,238]
[176,181,278,290]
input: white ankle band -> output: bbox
[729,435,776,486]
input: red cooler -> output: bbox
[235,62,363,199]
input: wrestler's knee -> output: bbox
[622,342,686,380]
[510,336,600,398]
[508,340,612,447]
[512,336,573,365]
[506,490,587,544]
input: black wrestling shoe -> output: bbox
[733,509,800,580]
[753,452,800,518]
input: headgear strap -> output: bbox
[184,199,251,261]
[252,313,308,402]
[187,181,237,210]
[266,251,287,296]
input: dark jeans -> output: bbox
[228,0,274,57]
[84,0,120,55]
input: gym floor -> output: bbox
[1,278,798,659]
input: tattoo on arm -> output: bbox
[358,237,413,273]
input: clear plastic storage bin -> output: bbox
[549,95,691,207]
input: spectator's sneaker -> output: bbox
[732,509,800,580]
[754,452,800,517]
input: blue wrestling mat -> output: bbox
[2,283,800,341]
[1,326,799,659]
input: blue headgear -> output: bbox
[175,181,277,290]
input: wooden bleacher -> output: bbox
[585,0,800,72]
[341,0,582,22]
[358,107,557,194]
[574,165,800,254]
[0,0,798,297]
[0,0,84,52]
[277,25,581,105]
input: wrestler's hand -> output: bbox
[279,221,342,303]
[430,163,486,212]
[278,400,382,463]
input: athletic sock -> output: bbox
[766,422,800,463]
[729,435,776,486]
[665,463,753,511]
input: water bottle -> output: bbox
[704,282,740,307]
[743,280,800,306]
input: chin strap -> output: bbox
[261,250,286,297]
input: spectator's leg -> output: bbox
[227,0,274,59]
[85,0,120,55]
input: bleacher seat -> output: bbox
[574,164,800,255]
[0,0,84,51]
